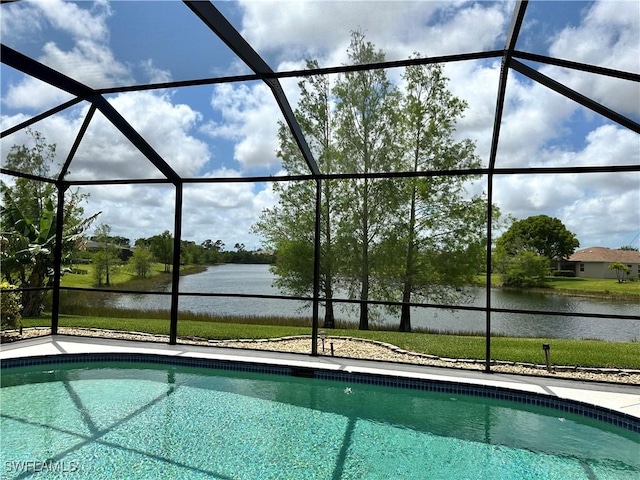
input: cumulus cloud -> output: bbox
[2,76,74,112]
[493,123,639,248]
[181,175,278,246]
[1,0,637,249]
[0,1,45,44]
[59,91,210,180]
[107,92,209,176]
[549,0,639,72]
[140,60,173,84]
[0,0,111,48]
[84,184,177,241]
[32,0,112,43]
[541,124,640,168]
[239,1,508,63]
[561,184,640,248]
[546,0,639,117]
[39,39,133,88]
[201,83,282,170]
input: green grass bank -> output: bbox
[15,264,635,371]
[21,314,640,370]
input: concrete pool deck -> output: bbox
[2,334,639,420]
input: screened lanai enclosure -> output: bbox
[1,1,639,371]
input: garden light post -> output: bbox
[543,343,551,373]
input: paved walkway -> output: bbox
[2,335,639,419]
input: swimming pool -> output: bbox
[1,355,638,479]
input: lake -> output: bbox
[112,264,640,342]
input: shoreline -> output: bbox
[64,263,640,302]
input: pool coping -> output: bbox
[2,335,640,431]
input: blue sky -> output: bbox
[1,0,638,250]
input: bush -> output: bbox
[552,270,575,277]
[500,251,549,288]
[0,282,22,330]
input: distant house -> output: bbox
[568,247,640,279]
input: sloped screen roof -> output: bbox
[1,0,638,347]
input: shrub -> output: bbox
[501,251,549,288]
[552,270,575,277]
[0,282,22,330]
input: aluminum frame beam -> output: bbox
[511,59,640,134]
[484,0,529,372]
[183,1,320,177]
[1,44,181,183]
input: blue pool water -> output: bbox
[1,362,638,479]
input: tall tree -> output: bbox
[494,215,579,287]
[130,245,154,277]
[333,30,402,330]
[92,223,119,286]
[388,60,489,332]
[252,59,341,328]
[1,131,95,316]
[145,231,173,273]
[496,215,579,262]
[201,239,224,264]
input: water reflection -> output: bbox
[110,264,640,342]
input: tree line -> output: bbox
[252,31,496,332]
[5,32,619,327]
[87,227,273,287]
[0,130,272,316]
[0,32,500,329]
[0,127,622,326]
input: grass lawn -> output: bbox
[545,277,640,297]
[22,267,637,370]
[20,315,640,369]
[61,263,205,289]
[61,263,168,288]
[475,274,640,298]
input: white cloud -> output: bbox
[239,1,507,62]
[0,114,32,135]
[550,0,639,73]
[493,123,639,248]
[32,0,112,43]
[1,0,170,110]
[181,177,278,247]
[498,75,578,167]
[106,92,209,177]
[39,39,133,88]
[202,83,282,170]
[556,124,640,168]
[1,92,210,180]
[140,60,173,84]
[562,185,640,248]
[2,76,74,111]
[1,3,44,43]
[547,0,639,117]
[84,184,176,241]
[58,92,210,180]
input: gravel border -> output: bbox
[2,327,639,385]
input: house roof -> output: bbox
[569,247,640,264]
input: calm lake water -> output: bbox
[113,264,640,342]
